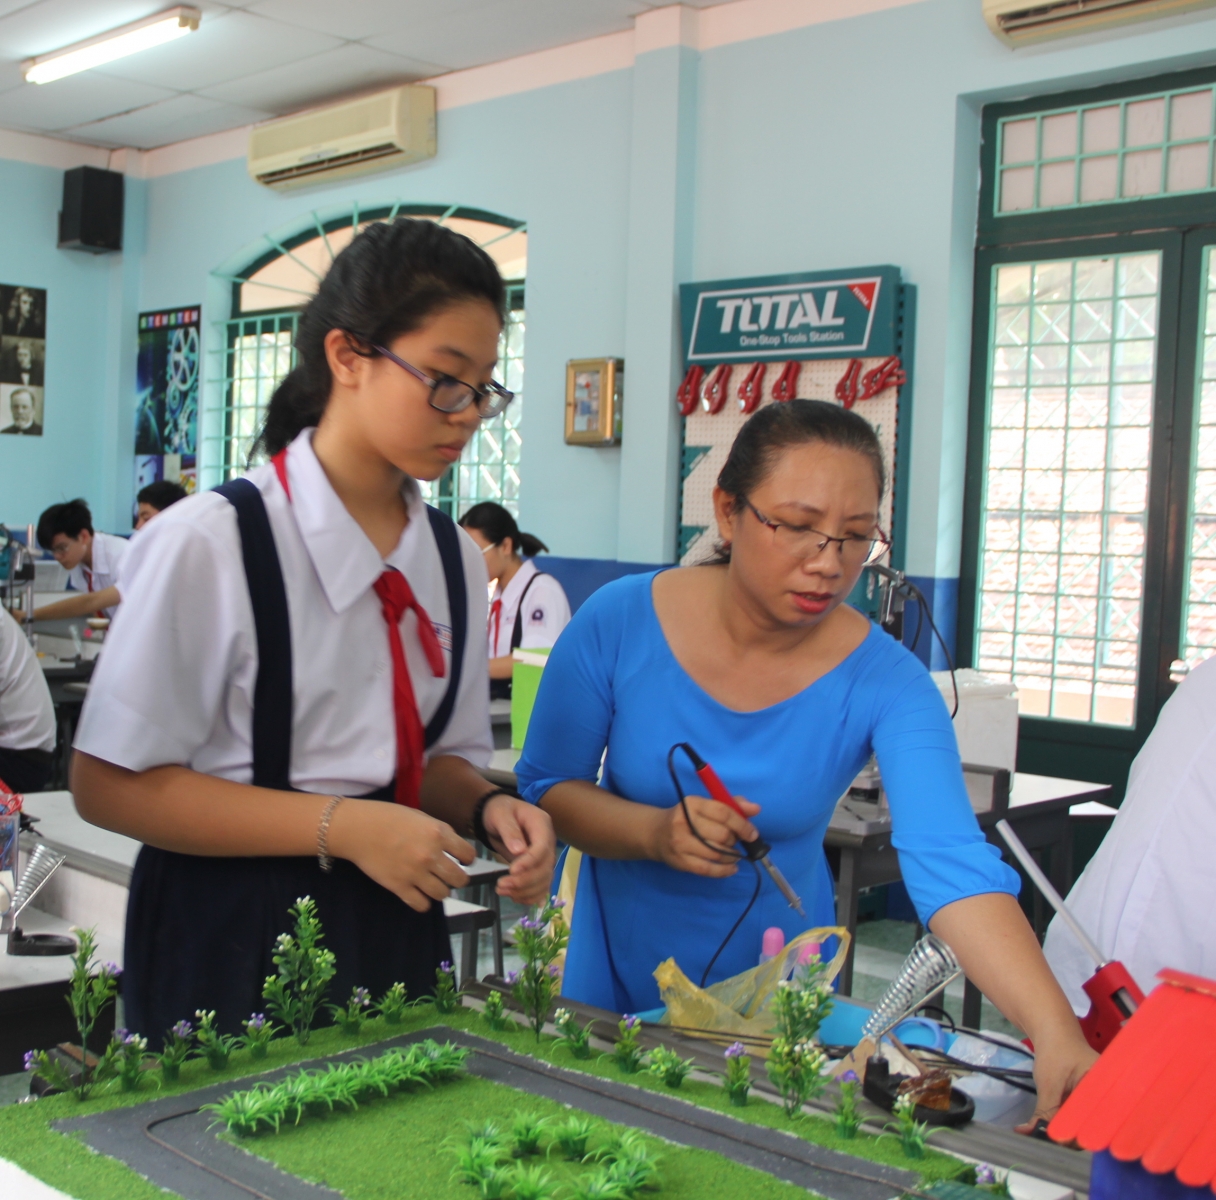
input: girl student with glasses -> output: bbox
[71,219,555,1043]
[516,399,1097,1134]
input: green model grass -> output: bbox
[0,1002,969,1199]
[233,1071,810,1200]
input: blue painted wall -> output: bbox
[5,0,1216,634]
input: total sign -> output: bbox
[680,265,901,363]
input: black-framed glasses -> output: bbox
[370,343,515,419]
[745,501,890,566]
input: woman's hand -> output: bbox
[481,795,557,907]
[651,794,761,877]
[1018,1025,1099,1134]
[328,799,474,912]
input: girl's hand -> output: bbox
[1017,1026,1098,1135]
[652,795,761,877]
[329,799,474,912]
[482,795,557,907]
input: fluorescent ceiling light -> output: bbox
[22,7,201,85]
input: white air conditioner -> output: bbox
[984,0,1216,45]
[248,85,436,190]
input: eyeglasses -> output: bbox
[745,501,890,566]
[370,343,515,419]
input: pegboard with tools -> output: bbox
[676,265,915,569]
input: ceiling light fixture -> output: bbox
[22,6,201,85]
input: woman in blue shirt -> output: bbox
[516,399,1096,1131]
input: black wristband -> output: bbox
[471,788,511,848]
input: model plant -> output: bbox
[507,1163,558,1200]
[262,896,336,1045]
[590,1130,662,1195]
[884,1093,941,1159]
[723,1042,751,1106]
[239,1013,276,1060]
[765,963,833,1117]
[156,1019,194,1083]
[328,986,372,1034]
[481,988,510,1031]
[610,1015,643,1074]
[509,897,569,1040]
[23,927,121,1099]
[647,1044,694,1089]
[376,982,410,1025]
[553,1007,592,1058]
[203,1040,469,1136]
[435,960,461,1013]
[194,1009,239,1070]
[834,1069,861,1138]
[550,1115,594,1160]
[111,1030,150,1092]
[509,1113,550,1157]
[975,1163,1012,1195]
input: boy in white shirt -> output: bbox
[0,608,55,792]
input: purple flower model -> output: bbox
[171,1020,193,1039]
[623,1014,640,1030]
[975,1164,997,1185]
[439,960,454,974]
[506,970,519,984]
[517,915,544,931]
[22,1050,37,1072]
[246,1014,265,1031]
[104,962,122,978]
[549,896,566,909]
[840,1069,859,1084]
[724,1042,747,1059]
[353,987,371,1006]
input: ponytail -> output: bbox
[459,501,548,558]
[254,218,506,459]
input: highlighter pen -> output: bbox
[680,744,805,917]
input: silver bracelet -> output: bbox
[317,795,346,873]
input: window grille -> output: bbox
[997,86,1216,215]
[974,252,1160,727]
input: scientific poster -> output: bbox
[0,284,47,437]
[135,306,200,494]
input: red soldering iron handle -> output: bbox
[693,763,746,817]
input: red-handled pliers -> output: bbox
[676,743,805,917]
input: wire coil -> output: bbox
[860,934,962,1041]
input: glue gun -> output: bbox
[677,744,805,917]
[995,820,1144,1051]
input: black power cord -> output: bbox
[667,744,764,989]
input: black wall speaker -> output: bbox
[58,166,124,254]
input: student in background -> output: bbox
[459,501,571,698]
[0,608,55,793]
[135,480,187,531]
[26,485,186,623]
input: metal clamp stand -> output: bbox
[3,843,74,956]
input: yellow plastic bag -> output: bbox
[653,927,850,1057]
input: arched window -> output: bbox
[211,203,526,516]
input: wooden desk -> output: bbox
[827,771,1111,1025]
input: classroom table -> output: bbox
[826,771,1112,1025]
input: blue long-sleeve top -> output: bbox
[515,571,1019,1014]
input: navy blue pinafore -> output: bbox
[122,479,467,1044]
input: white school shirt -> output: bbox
[0,608,55,754]
[66,531,129,618]
[488,560,571,658]
[1043,655,1216,1007]
[75,429,492,795]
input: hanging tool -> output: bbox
[995,820,1144,1051]
[858,355,906,400]
[835,359,862,409]
[676,365,705,416]
[771,360,801,402]
[702,363,732,414]
[737,362,766,413]
[674,743,804,916]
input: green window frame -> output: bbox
[960,67,1216,797]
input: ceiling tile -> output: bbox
[196,42,447,114]
[366,0,650,71]
[246,0,484,42]
[0,71,174,133]
[63,92,272,148]
[90,9,342,93]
